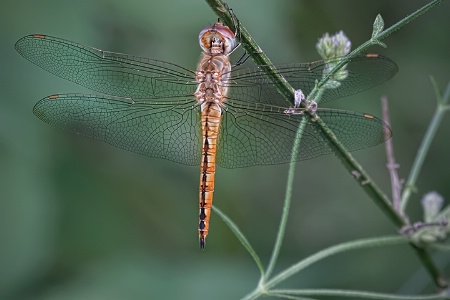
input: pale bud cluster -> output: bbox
[316,31,351,89]
[316,31,351,60]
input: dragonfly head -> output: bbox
[199,22,236,55]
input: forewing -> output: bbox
[227,55,398,106]
[15,34,197,98]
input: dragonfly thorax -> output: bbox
[199,22,236,55]
[195,50,232,107]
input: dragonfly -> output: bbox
[15,22,398,249]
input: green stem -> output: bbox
[399,80,450,288]
[401,81,450,210]
[264,119,308,280]
[266,236,407,288]
[243,236,408,299]
[205,0,447,289]
[314,117,404,227]
[204,0,294,103]
[311,0,444,93]
[268,289,448,300]
[213,207,266,277]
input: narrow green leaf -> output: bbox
[213,206,265,277]
[372,14,385,38]
[429,76,443,106]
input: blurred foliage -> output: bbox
[1,0,450,299]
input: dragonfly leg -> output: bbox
[234,51,250,66]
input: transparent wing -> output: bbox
[16,35,397,108]
[227,54,398,107]
[20,34,393,168]
[33,94,390,168]
[217,104,391,168]
[33,94,202,165]
[15,34,197,99]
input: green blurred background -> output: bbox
[1,0,449,299]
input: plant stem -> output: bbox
[398,80,450,289]
[268,288,448,300]
[243,236,409,299]
[205,0,447,289]
[266,236,407,289]
[265,119,308,280]
[401,81,450,210]
[213,207,266,277]
[204,0,294,103]
[382,96,406,219]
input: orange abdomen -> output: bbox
[198,102,222,249]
